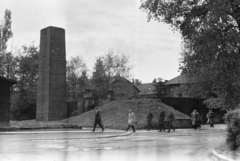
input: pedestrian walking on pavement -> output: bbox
[92,106,104,132]
[191,109,201,130]
[146,109,153,131]
[126,109,136,132]
[206,109,214,127]
[166,109,175,133]
[158,107,165,132]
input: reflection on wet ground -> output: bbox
[0,125,226,161]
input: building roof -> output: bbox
[165,74,197,85]
[110,76,141,92]
[0,76,17,85]
[137,83,156,95]
[88,76,141,92]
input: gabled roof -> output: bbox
[137,83,156,95]
[110,76,141,92]
[89,76,141,92]
[164,74,198,85]
[0,76,17,85]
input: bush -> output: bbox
[224,109,240,150]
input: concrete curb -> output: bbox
[0,125,82,131]
[212,149,235,161]
[1,132,132,141]
[51,132,132,140]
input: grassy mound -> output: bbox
[64,98,190,130]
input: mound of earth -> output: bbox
[64,98,191,130]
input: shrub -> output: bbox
[224,109,240,150]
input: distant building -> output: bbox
[165,74,188,97]
[0,76,17,125]
[137,74,198,98]
[137,83,157,98]
[165,74,198,97]
[109,76,141,99]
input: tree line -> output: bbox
[0,9,133,117]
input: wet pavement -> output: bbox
[0,125,227,161]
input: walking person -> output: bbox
[146,109,153,131]
[206,109,214,127]
[158,107,165,132]
[166,109,175,133]
[92,106,104,132]
[126,109,136,132]
[197,111,202,129]
[191,109,201,130]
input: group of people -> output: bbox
[144,107,175,133]
[92,106,176,133]
[191,109,215,130]
[92,105,215,132]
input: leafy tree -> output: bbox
[11,44,39,116]
[0,9,13,76]
[66,56,88,101]
[0,52,17,79]
[91,49,132,100]
[141,0,240,110]
[92,58,106,100]
[103,49,131,78]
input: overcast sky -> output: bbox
[0,0,182,83]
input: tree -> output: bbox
[66,56,88,101]
[0,9,13,76]
[11,44,39,116]
[103,49,131,78]
[91,49,132,100]
[92,58,107,100]
[152,78,157,83]
[0,52,17,78]
[141,0,240,110]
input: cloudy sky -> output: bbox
[0,0,182,83]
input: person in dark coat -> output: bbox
[158,107,165,132]
[191,109,201,130]
[166,109,175,133]
[92,106,104,132]
[206,109,214,127]
[146,109,153,131]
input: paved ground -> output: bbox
[0,125,227,161]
